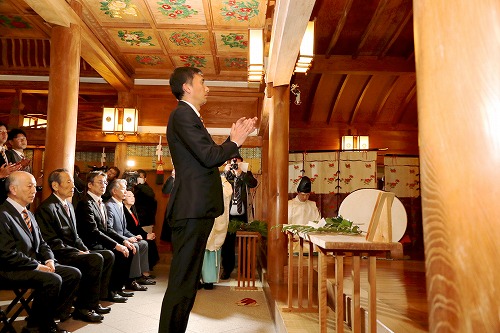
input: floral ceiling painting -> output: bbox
[0,0,268,78]
[147,0,207,25]
[77,0,268,77]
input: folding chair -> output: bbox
[0,287,34,333]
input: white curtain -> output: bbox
[288,151,377,194]
[384,156,420,198]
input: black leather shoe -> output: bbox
[107,292,127,303]
[72,309,103,323]
[94,304,111,314]
[57,312,71,322]
[136,276,156,285]
[47,322,71,333]
[126,280,148,291]
[117,290,134,297]
[203,283,214,290]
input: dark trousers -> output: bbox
[159,217,215,333]
[0,264,80,331]
[221,214,247,275]
[90,249,114,299]
[56,252,103,310]
[110,248,133,292]
[146,238,160,271]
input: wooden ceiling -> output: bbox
[0,0,418,155]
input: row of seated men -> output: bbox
[0,169,158,333]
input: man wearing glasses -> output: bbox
[75,171,134,303]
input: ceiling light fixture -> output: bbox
[22,114,47,128]
[294,21,315,74]
[341,135,370,150]
[102,107,138,140]
[248,28,264,82]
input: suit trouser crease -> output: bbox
[0,264,80,330]
[159,217,214,333]
[57,252,103,310]
[129,240,149,278]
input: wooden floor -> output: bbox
[265,256,428,333]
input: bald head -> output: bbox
[6,171,37,207]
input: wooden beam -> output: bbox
[23,0,74,27]
[327,74,348,125]
[24,129,262,147]
[267,0,316,86]
[353,0,389,59]
[23,0,133,91]
[325,0,354,59]
[311,55,415,75]
[380,9,413,58]
[350,75,373,125]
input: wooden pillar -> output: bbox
[414,1,500,332]
[267,85,289,283]
[9,90,24,128]
[114,143,127,177]
[42,1,81,200]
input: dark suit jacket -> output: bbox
[166,101,239,220]
[133,183,157,226]
[0,200,54,271]
[75,193,127,250]
[162,176,174,195]
[224,170,258,221]
[35,193,88,257]
[6,149,31,173]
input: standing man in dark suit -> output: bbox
[36,168,113,322]
[158,66,257,332]
[0,122,22,204]
[75,171,133,302]
[0,171,80,333]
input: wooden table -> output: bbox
[305,233,402,333]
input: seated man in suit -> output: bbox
[106,179,155,291]
[0,171,80,333]
[75,171,133,302]
[36,168,114,322]
[124,190,160,272]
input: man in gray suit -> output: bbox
[106,179,155,291]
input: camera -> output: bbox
[230,158,239,171]
[123,171,139,189]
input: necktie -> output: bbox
[62,202,70,217]
[97,199,107,230]
[22,209,33,233]
[234,178,243,214]
[1,147,7,164]
[199,116,205,128]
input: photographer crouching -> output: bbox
[220,154,258,280]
